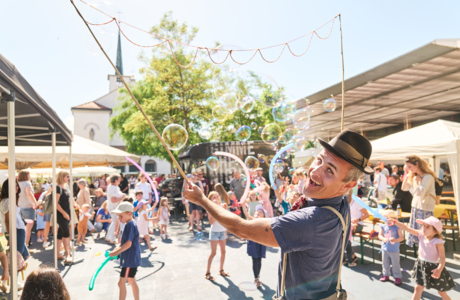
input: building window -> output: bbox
[89,128,95,140]
[145,160,157,173]
[129,165,139,173]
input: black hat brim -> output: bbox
[318,138,374,175]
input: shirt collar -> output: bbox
[307,195,344,207]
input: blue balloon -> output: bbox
[269,143,294,191]
[351,194,387,222]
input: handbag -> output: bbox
[273,206,348,300]
[43,193,54,215]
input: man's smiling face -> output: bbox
[303,149,358,199]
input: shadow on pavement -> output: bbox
[211,276,254,300]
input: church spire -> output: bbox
[116,27,123,76]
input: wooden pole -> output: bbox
[70,0,189,182]
[339,14,345,132]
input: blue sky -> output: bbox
[1,0,459,131]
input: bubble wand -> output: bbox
[351,194,387,222]
[89,251,118,291]
[269,143,294,190]
[126,156,159,202]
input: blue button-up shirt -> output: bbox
[270,195,350,300]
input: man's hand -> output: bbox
[183,181,207,206]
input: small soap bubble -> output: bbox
[293,107,310,130]
[323,98,336,112]
[270,144,278,151]
[241,175,248,188]
[289,168,295,176]
[212,105,229,120]
[219,92,239,112]
[272,101,296,122]
[261,123,282,145]
[250,122,258,130]
[280,151,290,160]
[294,137,308,151]
[283,128,295,141]
[162,124,188,150]
[273,159,285,173]
[235,125,251,142]
[239,96,255,113]
[206,156,219,171]
[278,135,287,145]
[199,128,212,140]
[196,231,204,241]
[258,126,264,134]
[257,154,267,164]
[244,156,260,170]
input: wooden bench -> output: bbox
[353,231,379,265]
[443,225,459,252]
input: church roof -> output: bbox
[71,100,112,111]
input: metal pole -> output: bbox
[69,143,75,260]
[52,132,58,268]
[7,94,18,300]
[339,14,345,132]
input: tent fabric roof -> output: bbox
[296,39,460,140]
[0,52,72,146]
[71,101,111,111]
[0,135,141,169]
[370,119,460,160]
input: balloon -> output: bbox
[351,194,387,222]
[89,251,118,291]
[126,156,159,202]
[213,151,251,204]
[269,143,294,190]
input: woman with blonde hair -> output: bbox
[17,170,38,247]
[55,170,73,263]
[402,155,442,247]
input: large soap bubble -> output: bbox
[261,123,282,144]
[212,105,229,120]
[235,125,251,142]
[273,159,285,173]
[244,156,260,170]
[293,107,311,130]
[206,156,219,171]
[219,92,240,112]
[162,124,188,151]
[239,96,255,113]
[199,128,212,140]
[247,72,283,108]
[283,128,295,141]
[294,137,308,151]
[323,98,336,112]
[272,101,296,123]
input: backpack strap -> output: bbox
[322,206,349,298]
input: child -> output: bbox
[109,202,141,300]
[117,198,134,244]
[158,197,170,239]
[227,192,241,216]
[247,191,260,217]
[391,216,455,299]
[36,201,46,243]
[77,204,92,246]
[378,211,404,285]
[133,191,143,221]
[254,182,274,218]
[136,200,157,252]
[241,204,267,287]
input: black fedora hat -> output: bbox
[318,129,374,174]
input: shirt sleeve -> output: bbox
[270,209,316,253]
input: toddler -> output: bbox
[136,200,157,252]
[391,216,455,299]
[77,204,92,246]
[35,202,46,243]
[254,182,273,218]
[158,197,170,239]
[227,192,241,216]
[378,211,404,285]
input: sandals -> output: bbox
[205,273,215,281]
[188,227,193,231]
[57,255,65,260]
[196,227,202,231]
[219,270,230,277]
[149,246,158,252]
[255,278,262,287]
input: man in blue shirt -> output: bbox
[184,130,374,300]
[110,202,141,300]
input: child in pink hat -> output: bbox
[390,216,455,299]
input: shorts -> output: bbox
[120,267,137,278]
[189,202,203,213]
[20,208,36,221]
[57,216,70,239]
[210,231,226,241]
[43,214,51,222]
[153,206,159,213]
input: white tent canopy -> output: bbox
[0,135,140,169]
[370,119,460,219]
[16,166,120,178]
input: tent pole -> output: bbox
[69,143,75,261]
[7,94,18,300]
[52,132,58,268]
[339,14,345,132]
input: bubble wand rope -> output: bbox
[70,0,189,183]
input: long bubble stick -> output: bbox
[126,156,159,202]
[270,143,294,190]
[351,194,387,222]
[213,151,251,204]
[89,251,118,291]
[70,0,189,183]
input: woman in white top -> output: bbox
[345,190,369,266]
[402,155,440,247]
[135,174,152,202]
[205,191,229,281]
[106,174,127,244]
[0,179,29,260]
[373,167,388,201]
[17,171,38,247]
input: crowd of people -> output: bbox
[0,132,456,300]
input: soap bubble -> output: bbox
[249,72,283,107]
[196,231,204,241]
[250,122,258,130]
[206,156,219,171]
[323,98,336,112]
[289,168,295,176]
[278,135,287,145]
[219,92,240,112]
[270,144,278,151]
[85,28,114,56]
[235,125,251,142]
[258,126,264,134]
[239,96,255,113]
[257,154,267,164]
[293,107,311,130]
[273,159,285,173]
[241,175,248,188]
[294,137,308,151]
[280,151,290,160]
[272,101,296,122]
[212,105,229,120]
[162,124,188,150]
[261,123,282,144]
[199,128,212,140]
[244,156,260,170]
[284,128,295,142]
